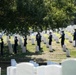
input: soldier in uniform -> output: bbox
[0,38,4,56]
[73,29,76,47]
[24,35,27,48]
[60,31,65,47]
[36,32,41,50]
[14,36,18,54]
[48,32,52,45]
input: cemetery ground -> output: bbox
[0,33,76,75]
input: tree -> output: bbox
[43,0,76,29]
[0,0,76,34]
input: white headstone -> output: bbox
[19,36,26,53]
[21,43,24,49]
[11,59,17,66]
[73,25,76,29]
[53,33,57,41]
[73,41,76,47]
[22,47,26,53]
[62,58,76,75]
[45,65,62,75]
[47,30,50,34]
[31,38,35,45]
[36,66,46,75]
[73,41,75,47]
[29,35,31,40]
[49,45,53,52]
[42,31,46,34]
[59,31,62,35]
[68,36,72,43]
[43,37,46,44]
[7,36,9,42]
[47,61,53,65]
[19,37,23,48]
[41,35,44,41]
[65,34,69,39]
[36,46,39,52]
[7,66,16,75]
[10,67,16,75]
[29,61,39,67]
[7,66,11,75]
[16,63,35,75]
[55,29,58,32]
[66,49,70,57]
[46,41,49,48]
[7,66,12,75]
[56,37,59,43]
[8,40,13,54]
[47,61,59,65]
[62,45,66,52]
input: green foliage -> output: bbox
[0,0,76,33]
[43,0,76,28]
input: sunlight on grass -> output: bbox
[1,32,76,75]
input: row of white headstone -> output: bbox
[11,59,58,67]
[6,31,76,54]
[30,32,74,46]
[7,37,71,58]
[7,35,27,54]
[36,45,52,52]
[7,35,52,53]
[62,45,70,57]
[30,32,60,44]
[62,40,76,57]
[18,36,26,53]
[7,40,26,54]
[7,58,76,75]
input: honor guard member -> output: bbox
[36,32,41,50]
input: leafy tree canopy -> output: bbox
[0,0,76,34]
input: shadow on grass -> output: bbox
[0,45,44,62]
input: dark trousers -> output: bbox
[37,42,41,50]
[61,40,64,47]
[24,44,27,48]
[1,47,3,55]
[24,44,27,50]
[14,45,17,54]
[49,41,52,45]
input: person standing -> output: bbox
[0,38,4,56]
[14,36,18,54]
[24,35,27,49]
[36,32,41,50]
[48,32,52,45]
[73,29,76,47]
[60,31,65,47]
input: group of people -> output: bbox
[0,36,27,55]
[59,29,76,47]
[13,36,27,54]
[0,29,76,56]
[36,29,76,51]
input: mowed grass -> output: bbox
[0,32,76,62]
[0,32,76,75]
